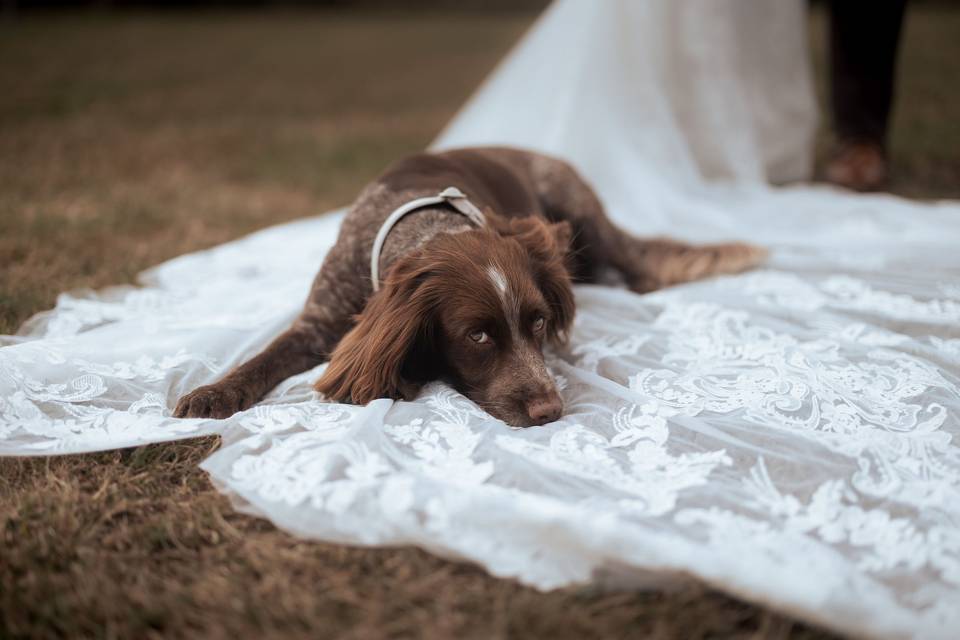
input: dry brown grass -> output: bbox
[1,441,833,639]
[2,5,958,639]
[0,11,528,334]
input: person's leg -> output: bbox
[826,0,907,191]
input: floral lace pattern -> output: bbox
[0,229,956,640]
[5,172,949,635]
[3,213,960,640]
[198,256,960,639]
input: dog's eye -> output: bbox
[469,330,490,344]
[532,316,546,332]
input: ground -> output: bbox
[1,5,958,639]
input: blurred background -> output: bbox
[2,1,959,334]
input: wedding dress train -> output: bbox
[2,2,958,638]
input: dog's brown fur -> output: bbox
[314,215,576,426]
[174,146,765,426]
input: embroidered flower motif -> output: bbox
[3,252,960,637]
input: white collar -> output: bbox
[370,186,486,291]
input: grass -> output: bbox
[0,10,528,334]
[1,4,958,638]
[2,441,831,639]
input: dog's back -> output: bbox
[175,146,766,423]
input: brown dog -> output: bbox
[174,146,765,426]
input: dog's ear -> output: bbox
[314,253,437,404]
[496,216,575,343]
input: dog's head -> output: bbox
[314,215,574,427]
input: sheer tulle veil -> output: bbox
[3,2,959,638]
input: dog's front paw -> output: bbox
[173,382,254,419]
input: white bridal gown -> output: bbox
[2,2,959,638]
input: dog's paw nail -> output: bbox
[173,384,249,420]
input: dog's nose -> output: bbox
[526,394,563,425]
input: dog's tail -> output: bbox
[624,238,768,293]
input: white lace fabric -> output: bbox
[3,2,959,638]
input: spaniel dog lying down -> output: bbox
[175,146,765,427]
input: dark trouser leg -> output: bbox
[830,0,907,148]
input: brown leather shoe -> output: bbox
[824,141,889,192]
